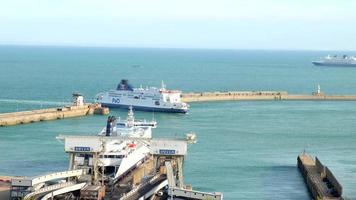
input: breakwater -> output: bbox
[182,91,356,102]
[0,104,109,127]
[297,153,343,200]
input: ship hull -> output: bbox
[312,61,356,67]
[101,103,188,113]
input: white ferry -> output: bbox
[95,80,189,113]
[312,55,356,67]
[73,108,155,181]
[98,106,157,138]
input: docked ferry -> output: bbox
[89,108,155,181]
[312,55,356,67]
[95,80,189,113]
[98,106,156,138]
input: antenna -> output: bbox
[161,80,166,90]
[317,84,321,94]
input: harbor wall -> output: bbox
[297,153,343,200]
[0,104,109,127]
[182,91,356,102]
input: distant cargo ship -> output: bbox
[96,79,189,113]
[312,55,356,67]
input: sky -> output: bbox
[0,0,356,50]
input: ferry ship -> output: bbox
[312,55,356,67]
[95,79,189,113]
[73,108,156,182]
[98,106,157,138]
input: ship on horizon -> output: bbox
[312,55,356,67]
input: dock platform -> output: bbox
[297,153,343,200]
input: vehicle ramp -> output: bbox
[24,181,76,200]
[40,182,87,200]
[119,174,167,200]
[32,169,87,186]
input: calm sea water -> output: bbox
[1,46,356,199]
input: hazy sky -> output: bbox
[1,0,356,50]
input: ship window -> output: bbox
[134,96,139,99]
[155,101,160,105]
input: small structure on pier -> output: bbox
[0,94,109,127]
[10,178,32,200]
[73,93,85,106]
[312,84,325,96]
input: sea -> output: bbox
[0,45,356,199]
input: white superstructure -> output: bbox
[312,55,356,66]
[70,108,155,181]
[98,106,156,139]
[96,80,189,113]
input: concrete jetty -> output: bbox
[297,153,343,200]
[182,90,356,102]
[0,94,109,127]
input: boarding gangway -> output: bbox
[40,182,87,200]
[119,174,167,200]
[164,161,176,188]
[24,181,76,200]
[31,169,87,186]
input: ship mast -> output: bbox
[161,80,166,90]
[127,106,135,127]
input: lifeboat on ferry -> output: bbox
[128,142,136,149]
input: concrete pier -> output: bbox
[0,104,109,127]
[182,91,356,102]
[0,94,109,127]
[297,153,343,200]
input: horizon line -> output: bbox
[1,42,356,52]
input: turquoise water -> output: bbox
[1,46,356,199]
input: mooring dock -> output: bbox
[182,86,356,103]
[0,94,109,127]
[297,153,343,200]
[6,135,222,200]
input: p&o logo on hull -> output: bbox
[112,98,120,104]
